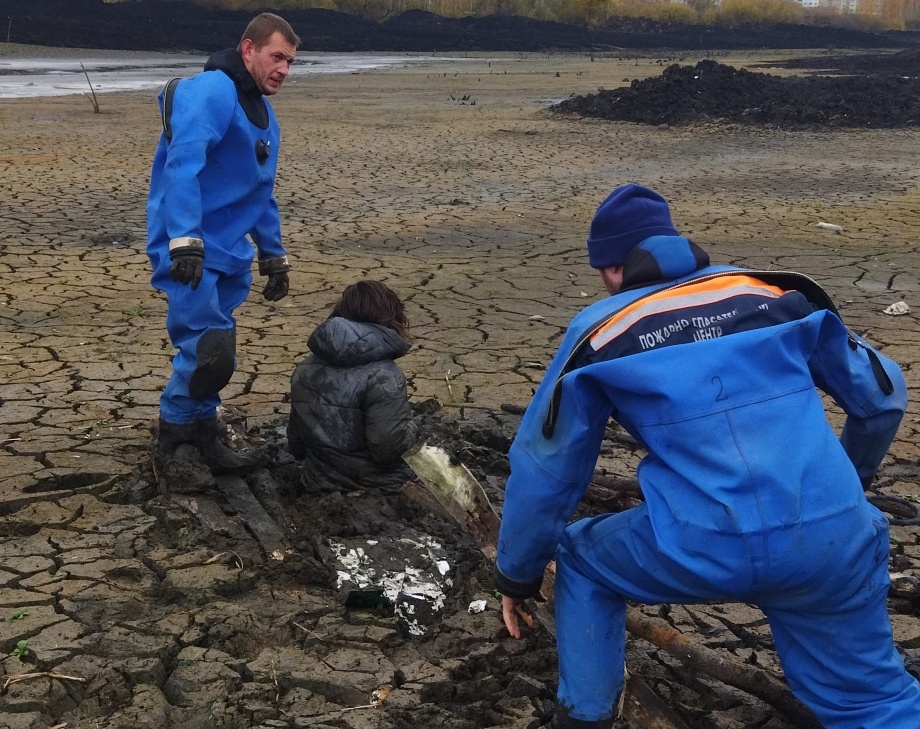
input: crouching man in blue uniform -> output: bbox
[146,13,299,475]
[494,183,920,728]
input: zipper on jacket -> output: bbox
[541,269,837,439]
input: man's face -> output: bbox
[241,32,296,96]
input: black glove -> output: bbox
[169,237,205,290]
[259,255,291,302]
[263,271,289,302]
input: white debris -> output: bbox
[528,314,546,321]
[395,601,426,636]
[468,599,488,614]
[816,222,844,233]
[332,544,371,589]
[371,685,392,707]
[883,301,910,316]
[330,535,451,637]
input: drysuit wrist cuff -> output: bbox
[259,255,291,276]
[493,563,542,600]
[168,236,205,259]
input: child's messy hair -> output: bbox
[331,280,410,339]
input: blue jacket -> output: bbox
[146,50,287,275]
[495,237,907,598]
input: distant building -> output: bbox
[648,0,869,14]
[797,0,860,10]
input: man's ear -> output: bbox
[600,265,624,295]
[240,38,255,63]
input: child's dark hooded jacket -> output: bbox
[288,317,419,493]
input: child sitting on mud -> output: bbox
[287,280,420,495]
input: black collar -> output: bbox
[203,49,269,129]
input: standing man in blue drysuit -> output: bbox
[146,13,299,474]
[494,183,920,729]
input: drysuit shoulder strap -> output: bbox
[161,77,182,143]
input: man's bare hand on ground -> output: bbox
[501,594,533,639]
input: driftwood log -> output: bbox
[403,446,824,729]
[625,610,823,729]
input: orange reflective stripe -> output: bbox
[590,275,787,351]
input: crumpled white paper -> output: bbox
[883,301,910,316]
[468,599,488,614]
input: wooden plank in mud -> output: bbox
[245,468,296,532]
[402,444,502,560]
[215,475,290,561]
[172,494,250,543]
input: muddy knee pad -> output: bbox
[188,328,235,399]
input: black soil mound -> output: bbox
[551,59,920,129]
[761,47,920,75]
[1,0,917,52]
[600,15,917,51]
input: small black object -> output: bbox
[255,139,270,164]
[345,589,391,609]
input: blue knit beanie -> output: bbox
[587,184,679,269]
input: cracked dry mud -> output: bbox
[0,50,918,729]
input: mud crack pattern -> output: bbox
[1,52,918,729]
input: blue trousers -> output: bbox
[554,503,920,728]
[151,263,252,424]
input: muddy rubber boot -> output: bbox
[153,419,216,494]
[196,416,264,475]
